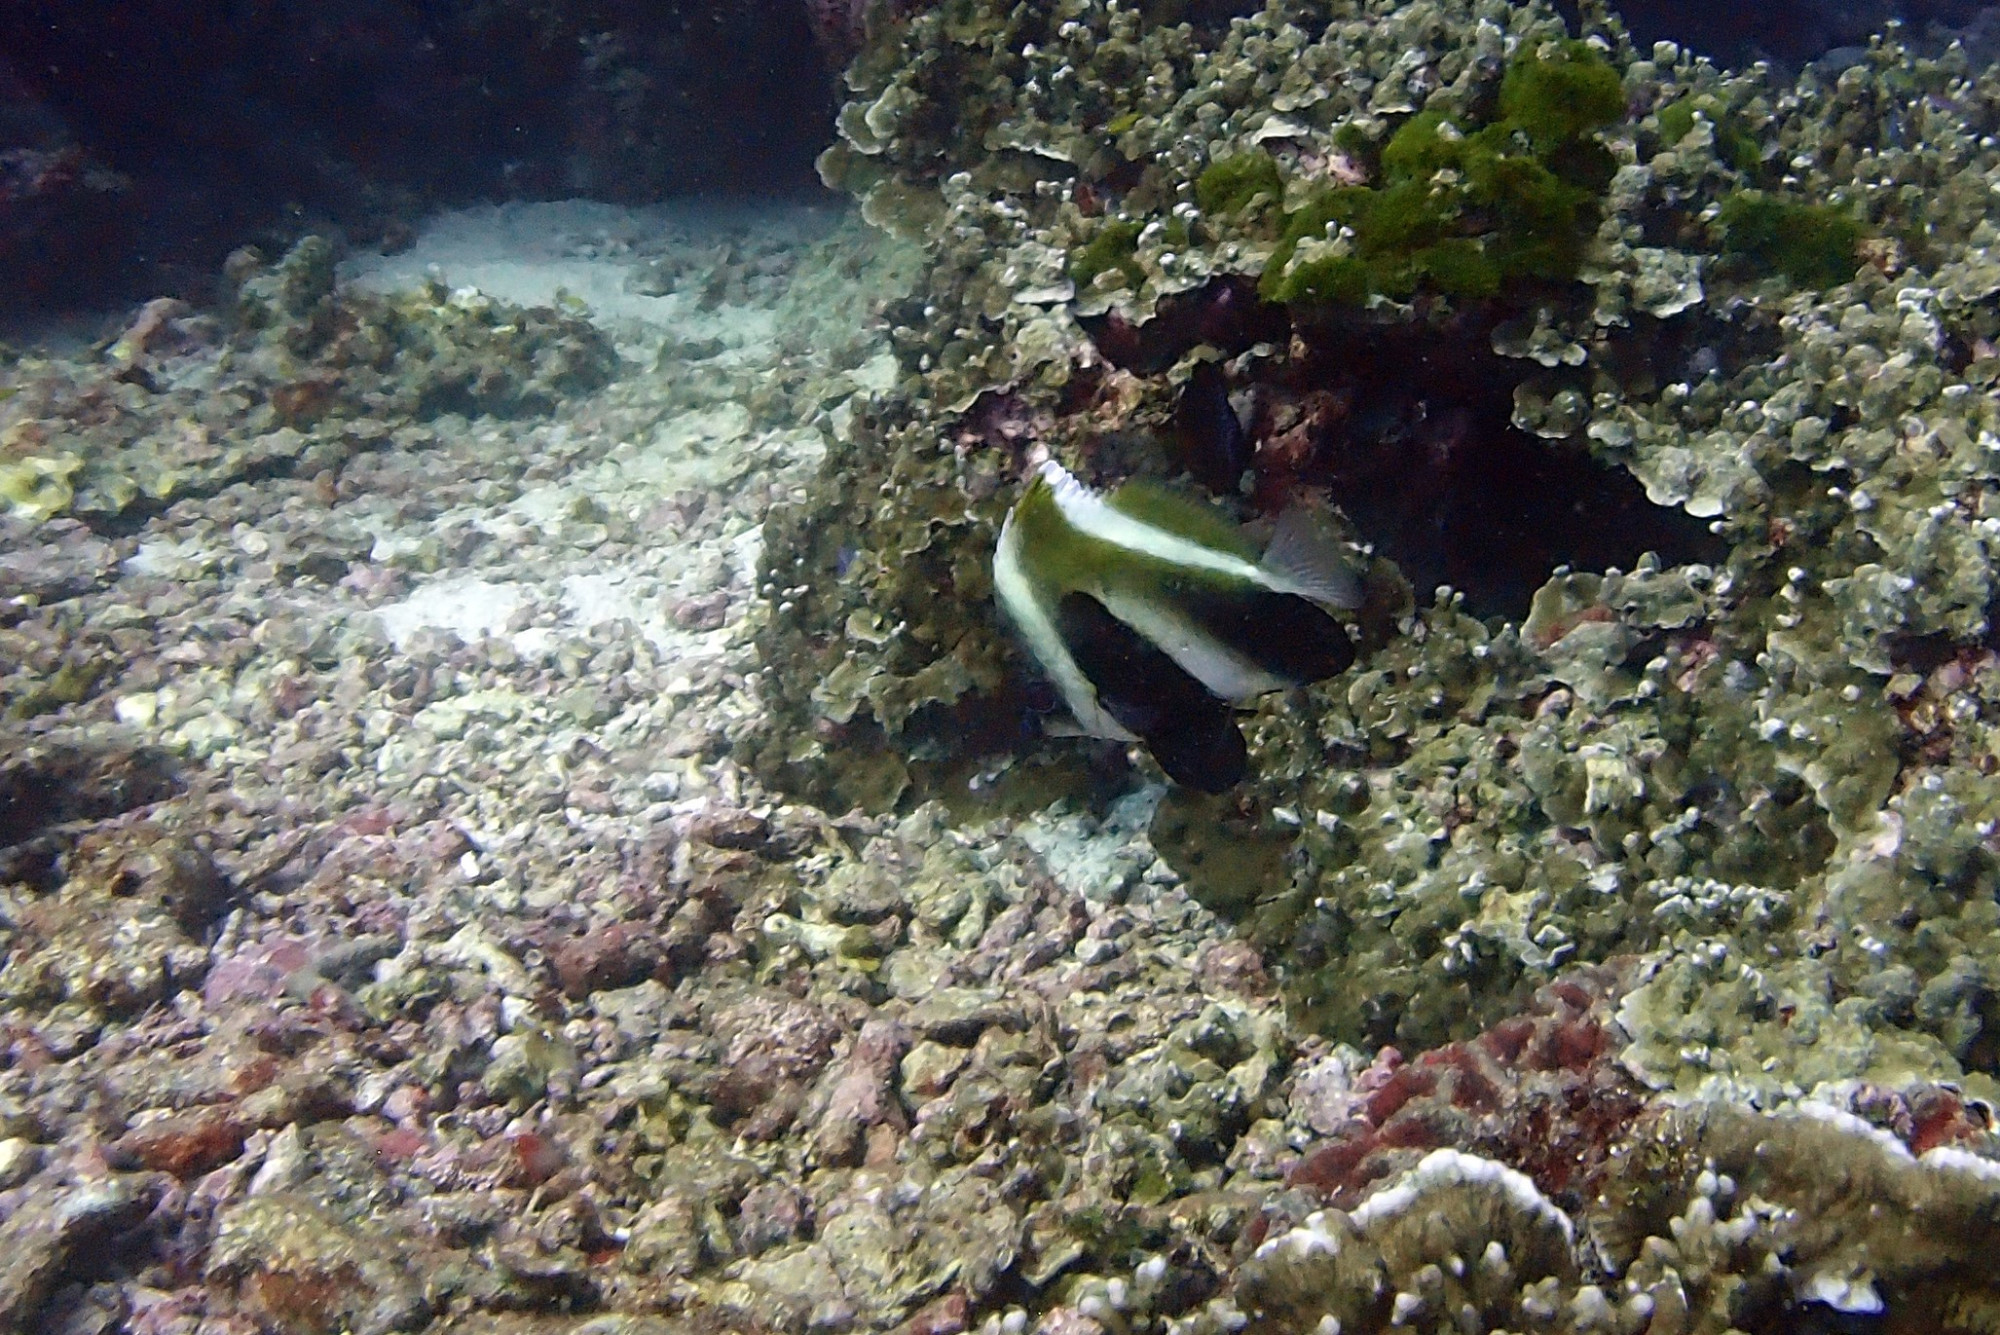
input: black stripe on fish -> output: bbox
[1172,584,1356,686]
[1056,591,1248,792]
[1174,359,1250,496]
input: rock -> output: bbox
[76,826,233,938]
[0,518,116,604]
[112,1106,247,1177]
[589,978,673,1043]
[905,988,1025,1045]
[568,1318,698,1335]
[726,1243,850,1331]
[811,1016,911,1166]
[734,1182,812,1257]
[898,1291,970,1335]
[1195,939,1273,997]
[622,1193,706,1278]
[3,880,202,1015]
[307,935,400,993]
[206,1193,431,1335]
[550,922,668,998]
[816,858,909,924]
[481,1030,580,1105]
[0,1176,152,1330]
[0,819,232,1014]
[671,591,730,630]
[717,992,842,1086]
[680,799,771,851]
[0,1138,39,1189]
[899,1039,969,1099]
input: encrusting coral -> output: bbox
[1219,1096,2000,1335]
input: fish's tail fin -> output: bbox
[1261,504,1364,609]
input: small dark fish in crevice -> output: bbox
[1175,358,1250,495]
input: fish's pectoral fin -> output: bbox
[1262,503,1364,609]
[1055,591,1249,791]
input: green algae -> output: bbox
[1259,41,1621,307]
[1715,189,1866,289]
[1497,37,1625,153]
[1194,151,1283,218]
[1069,217,1147,291]
[1656,93,1763,172]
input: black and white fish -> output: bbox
[993,460,1362,792]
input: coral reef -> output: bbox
[1219,1088,2000,1335]
[767,0,2000,1119]
[11,0,2000,1330]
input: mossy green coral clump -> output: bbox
[1069,217,1147,291]
[1194,151,1283,218]
[1715,189,1865,289]
[1496,36,1625,152]
[1656,93,1762,172]
[1260,40,1622,307]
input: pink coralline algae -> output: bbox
[1281,968,1641,1215]
[805,0,876,62]
[1272,963,1996,1246]
[805,0,923,64]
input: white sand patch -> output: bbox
[558,569,677,647]
[343,201,683,328]
[373,577,528,650]
[339,198,845,354]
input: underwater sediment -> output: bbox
[3,2,2000,1334]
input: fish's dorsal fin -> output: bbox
[1261,505,1364,609]
[1034,458,1096,510]
[1103,480,1261,562]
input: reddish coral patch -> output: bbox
[116,1106,246,1177]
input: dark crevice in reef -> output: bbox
[1277,312,1729,621]
[0,742,181,847]
[1077,277,1291,376]
[1086,292,1728,621]
[1595,307,1789,400]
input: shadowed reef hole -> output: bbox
[1089,288,1728,621]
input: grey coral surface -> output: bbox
[7,10,2000,1335]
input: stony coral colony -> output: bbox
[751,0,2000,1326]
